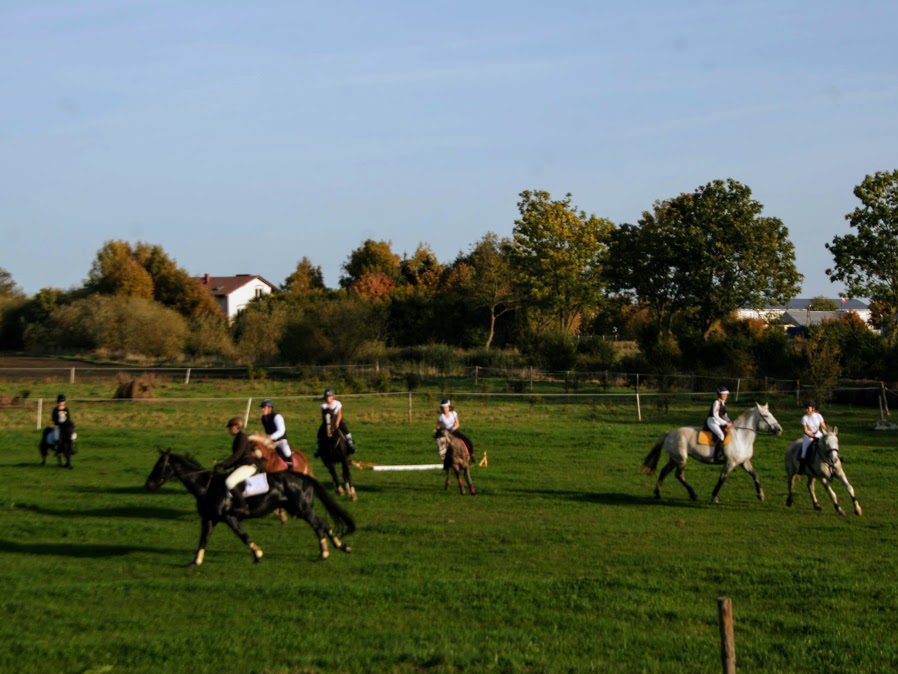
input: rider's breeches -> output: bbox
[275,439,292,461]
[225,464,258,490]
[707,419,725,441]
[800,436,817,458]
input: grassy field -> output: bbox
[0,379,896,673]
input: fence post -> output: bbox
[474,366,479,386]
[636,373,642,422]
[530,367,534,392]
[244,398,253,428]
[717,596,736,674]
[882,381,890,417]
[735,378,741,402]
[184,368,191,385]
[70,368,75,385]
[795,379,800,405]
[408,391,413,423]
[37,398,43,430]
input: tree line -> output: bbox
[2,171,898,392]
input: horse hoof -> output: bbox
[336,486,345,496]
[813,504,823,511]
[855,506,863,516]
[711,496,720,504]
[341,545,352,554]
[757,492,765,501]
[470,488,477,495]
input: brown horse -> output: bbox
[248,434,313,523]
[434,428,476,495]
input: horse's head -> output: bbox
[819,427,840,464]
[434,428,449,460]
[755,403,783,436]
[145,449,174,492]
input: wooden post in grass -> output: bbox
[635,373,642,422]
[70,367,75,384]
[184,368,191,385]
[717,596,736,674]
[408,391,413,423]
[36,398,43,430]
[244,398,253,428]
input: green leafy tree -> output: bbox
[510,190,614,335]
[826,169,898,338]
[340,239,402,289]
[808,296,838,311]
[606,179,802,339]
[454,232,517,349]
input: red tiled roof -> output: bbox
[193,274,277,297]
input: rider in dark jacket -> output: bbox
[220,417,264,515]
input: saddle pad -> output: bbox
[698,430,731,447]
[242,472,270,497]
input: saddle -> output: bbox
[697,430,731,447]
[242,472,270,497]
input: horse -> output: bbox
[317,412,357,501]
[144,450,355,566]
[39,419,77,469]
[434,428,476,495]
[785,428,862,516]
[248,433,313,524]
[641,403,783,503]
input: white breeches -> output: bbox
[707,419,726,441]
[275,439,292,459]
[225,464,258,490]
[801,436,817,458]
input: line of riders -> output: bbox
[707,385,826,474]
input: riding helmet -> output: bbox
[226,416,244,428]
[716,386,729,395]
[440,399,451,408]
[323,389,335,399]
[260,398,274,408]
[57,394,66,403]
[804,400,817,409]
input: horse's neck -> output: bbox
[171,457,210,496]
[732,408,758,431]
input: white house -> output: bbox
[195,274,276,321]
[737,298,873,331]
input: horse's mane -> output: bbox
[173,452,207,471]
[248,434,275,450]
[733,403,766,425]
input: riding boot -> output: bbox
[713,440,724,463]
[345,433,356,454]
[280,453,293,471]
[229,488,249,516]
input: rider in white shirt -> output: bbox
[800,400,827,473]
[437,399,475,461]
[706,386,732,462]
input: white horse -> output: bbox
[785,428,862,516]
[641,403,783,503]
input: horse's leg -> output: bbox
[834,466,862,516]
[192,518,216,567]
[283,492,348,561]
[786,471,798,508]
[444,469,451,491]
[740,460,764,501]
[222,514,264,563]
[324,462,344,496]
[710,463,736,504]
[654,459,677,499]
[819,476,846,516]
[456,467,465,495]
[340,458,357,501]
[463,466,476,495]
[805,477,823,511]
[674,464,699,502]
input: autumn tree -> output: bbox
[85,241,154,299]
[340,239,402,289]
[399,244,443,291]
[606,179,802,339]
[0,267,23,298]
[454,232,516,348]
[510,191,614,335]
[282,257,327,296]
[826,169,898,339]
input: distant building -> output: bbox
[194,274,276,321]
[737,298,874,333]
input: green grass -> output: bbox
[1,384,896,673]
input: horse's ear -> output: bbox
[832,426,838,436]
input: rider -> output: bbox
[799,400,827,474]
[437,399,475,461]
[706,386,732,462]
[50,393,73,449]
[259,398,293,470]
[318,389,356,455]
[219,416,264,515]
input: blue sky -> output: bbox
[2,1,897,298]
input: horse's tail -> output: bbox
[309,476,356,537]
[641,433,668,475]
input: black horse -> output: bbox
[317,413,357,501]
[145,450,355,566]
[39,419,76,469]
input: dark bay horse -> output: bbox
[785,428,862,516]
[434,428,476,495]
[145,450,354,566]
[318,413,357,501]
[39,419,76,469]
[641,403,782,503]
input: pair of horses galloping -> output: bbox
[641,402,862,516]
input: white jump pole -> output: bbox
[371,464,444,471]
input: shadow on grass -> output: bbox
[0,539,170,558]
[495,487,706,509]
[14,503,189,520]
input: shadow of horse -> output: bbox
[317,414,357,501]
[0,539,170,559]
[39,419,76,469]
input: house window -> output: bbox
[255,287,265,298]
